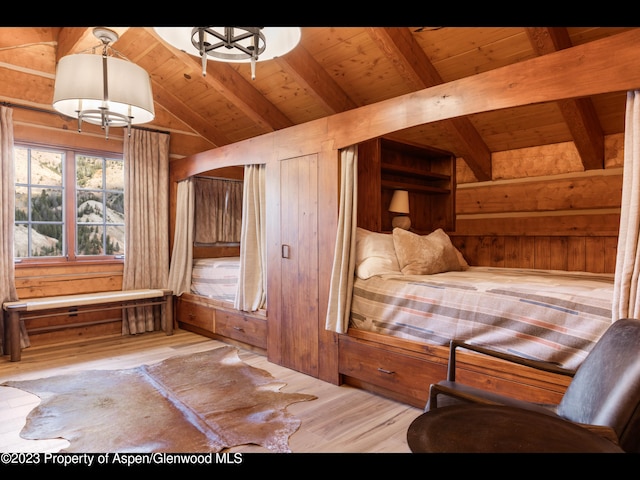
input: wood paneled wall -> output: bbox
[447,135,623,274]
[14,262,124,299]
[449,235,618,273]
[13,262,126,344]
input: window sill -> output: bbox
[15,257,125,269]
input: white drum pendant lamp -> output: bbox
[52,27,155,139]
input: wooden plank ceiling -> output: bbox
[0,26,635,181]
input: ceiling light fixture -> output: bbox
[52,27,155,140]
[154,27,301,80]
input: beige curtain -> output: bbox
[167,178,194,296]
[0,106,26,353]
[325,145,358,333]
[235,164,266,311]
[122,129,170,334]
[0,106,29,354]
[613,90,640,321]
[194,176,242,244]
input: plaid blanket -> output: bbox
[350,267,614,370]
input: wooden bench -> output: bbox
[2,289,173,362]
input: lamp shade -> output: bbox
[389,190,410,214]
[154,27,301,63]
[52,53,155,126]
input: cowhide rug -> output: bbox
[1,346,316,453]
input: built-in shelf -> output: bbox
[357,137,456,233]
[381,163,451,182]
[381,180,450,194]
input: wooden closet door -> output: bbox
[267,154,319,376]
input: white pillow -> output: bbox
[392,227,463,275]
[355,227,402,279]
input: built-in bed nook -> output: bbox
[169,167,268,352]
[168,30,640,410]
[339,228,615,407]
[176,256,268,351]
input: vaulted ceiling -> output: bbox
[0,26,636,181]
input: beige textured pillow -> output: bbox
[455,248,470,270]
[392,228,463,275]
[355,227,402,279]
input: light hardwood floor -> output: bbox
[0,328,421,453]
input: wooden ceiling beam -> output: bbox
[525,27,604,170]
[201,61,294,132]
[55,27,95,60]
[275,44,358,115]
[144,28,293,135]
[366,27,493,181]
[150,80,225,148]
[0,27,58,50]
[56,27,130,60]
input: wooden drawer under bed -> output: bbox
[175,293,266,351]
[339,328,572,409]
[215,310,267,350]
[175,295,215,332]
[339,333,448,408]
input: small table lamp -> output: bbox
[389,189,411,230]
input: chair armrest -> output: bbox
[429,382,498,409]
[577,423,620,446]
[428,383,621,449]
[428,381,560,415]
[446,339,576,381]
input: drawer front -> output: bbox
[215,311,267,349]
[339,336,446,405]
[176,298,215,332]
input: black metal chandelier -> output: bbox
[154,27,301,79]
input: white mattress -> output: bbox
[190,257,240,304]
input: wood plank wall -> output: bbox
[13,262,126,343]
[449,134,623,274]
[449,235,618,273]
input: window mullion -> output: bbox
[65,149,77,261]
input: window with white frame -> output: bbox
[14,144,124,262]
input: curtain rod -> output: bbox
[195,174,242,182]
[0,101,170,136]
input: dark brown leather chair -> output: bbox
[426,317,640,453]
